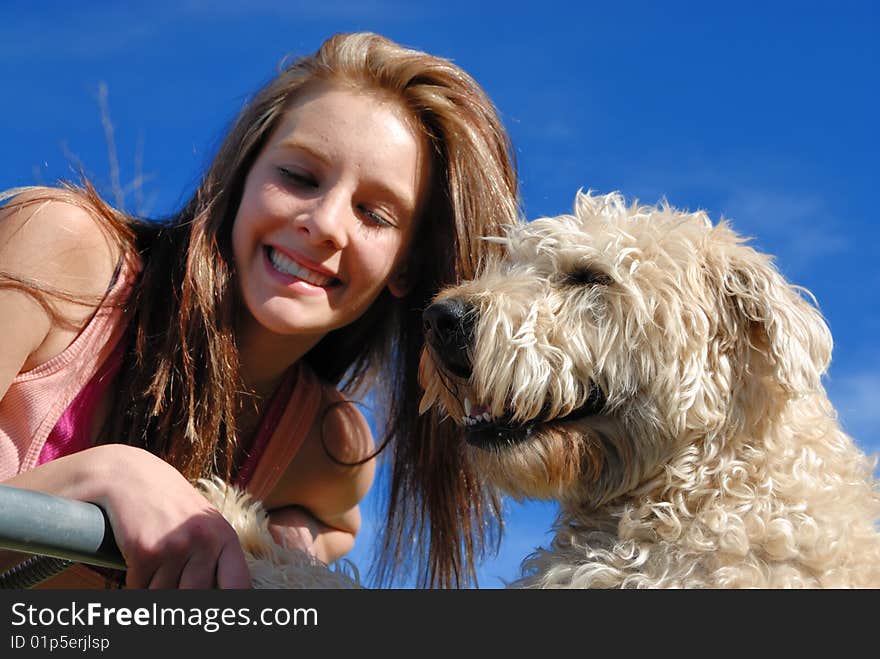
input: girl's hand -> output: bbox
[267,505,320,557]
[266,504,359,565]
[94,445,252,589]
[5,444,252,589]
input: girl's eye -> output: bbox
[358,204,395,228]
[278,167,317,188]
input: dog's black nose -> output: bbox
[423,298,475,379]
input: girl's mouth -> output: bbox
[265,246,340,288]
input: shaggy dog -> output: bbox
[419,191,880,588]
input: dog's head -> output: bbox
[419,191,832,508]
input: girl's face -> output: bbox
[232,82,429,351]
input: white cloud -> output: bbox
[0,6,171,59]
[718,187,849,272]
[827,369,880,458]
[1,1,426,61]
[591,153,864,283]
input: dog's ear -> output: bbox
[717,235,832,396]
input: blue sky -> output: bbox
[2,1,877,588]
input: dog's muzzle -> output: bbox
[423,297,608,451]
[422,298,475,379]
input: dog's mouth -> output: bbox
[459,384,606,451]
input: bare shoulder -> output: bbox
[0,187,125,373]
[0,186,122,300]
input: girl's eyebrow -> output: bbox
[275,138,330,166]
[274,138,417,222]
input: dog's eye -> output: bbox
[564,267,613,287]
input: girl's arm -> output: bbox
[266,503,361,562]
[0,192,251,589]
[264,390,376,564]
[4,444,252,588]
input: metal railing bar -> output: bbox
[0,484,125,575]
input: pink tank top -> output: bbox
[36,339,125,466]
[0,256,136,480]
[24,359,324,589]
[36,349,295,481]
[233,364,298,488]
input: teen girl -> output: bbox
[0,32,520,588]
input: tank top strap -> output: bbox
[239,362,324,500]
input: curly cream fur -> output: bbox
[196,478,361,589]
[420,190,880,588]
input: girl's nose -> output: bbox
[296,190,349,249]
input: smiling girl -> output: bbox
[0,32,520,588]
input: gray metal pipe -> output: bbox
[0,484,124,570]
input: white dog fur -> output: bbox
[201,191,879,589]
[418,191,880,588]
[198,477,360,589]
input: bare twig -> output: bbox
[133,130,145,214]
[59,140,93,183]
[39,84,154,215]
[31,164,46,186]
[95,81,125,210]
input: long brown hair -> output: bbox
[3,32,521,588]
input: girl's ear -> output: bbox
[389,253,422,298]
[387,266,411,298]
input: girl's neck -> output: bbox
[236,316,323,399]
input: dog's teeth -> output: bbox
[480,412,491,422]
[464,397,472,416]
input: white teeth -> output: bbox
[463,397,472,416]
[269,248,334,287]
[459,411,492,427]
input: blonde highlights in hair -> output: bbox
[5,33,521,588]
